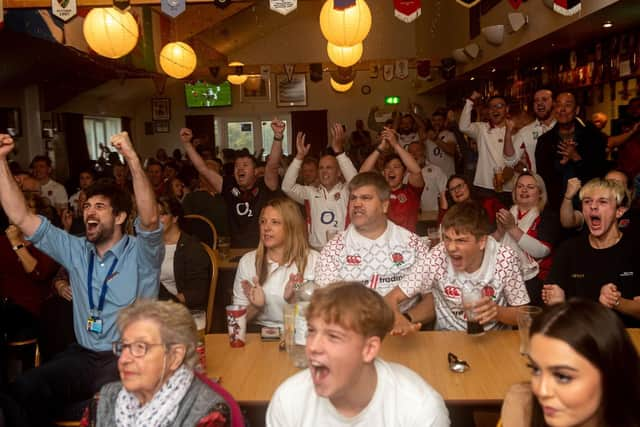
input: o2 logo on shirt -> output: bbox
[236,202,253,217]
[320,211,337,226]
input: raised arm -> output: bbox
[559,178,584,229]
[110,132,158,231]
[281,132,310,204]
[264,118,285,191]
[503,119,516,161]
[385,129,424,188]
[0,135,41,236]
[459,91,482,139]
[180,128,222,193]
[608,122,640,149]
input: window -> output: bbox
[83,116,122,160]
[216,115,291,161]
[227,121,254,153]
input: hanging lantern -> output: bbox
[227,61,248,85]
[330,78,354,92]
[327,42,363,67]
[83,7,139,59]
[159,42,197,79]
[319,0,372,47]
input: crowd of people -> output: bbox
[0,90,639,426]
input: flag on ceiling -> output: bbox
[270,0,297,15]
[394,0,421,23]
[508,0,522,9]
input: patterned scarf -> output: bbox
[115,365,194,427]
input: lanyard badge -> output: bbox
[86,250,119,335]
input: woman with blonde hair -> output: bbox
[493,172,560,306]
[232,197,319,329]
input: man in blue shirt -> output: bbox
[0,131,163,426]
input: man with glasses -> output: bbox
[459,92,514,206]
[0,132,163,426]
[535,92,607,211]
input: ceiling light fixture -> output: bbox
[602,21,613,28]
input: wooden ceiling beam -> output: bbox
[173,2,254,41]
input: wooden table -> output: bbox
[218,248,253,271]
[206,329,640,404]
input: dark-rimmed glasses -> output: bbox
[112,341,167,357]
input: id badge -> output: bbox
[86,316,103,334]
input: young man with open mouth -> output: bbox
[267,282,449,427]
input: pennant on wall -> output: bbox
[284,64,295,81]
[394,0,421,23]
[395,59,408,79]
[333,0,356,9]
[456,0,481,8]
[508,0,522,9]
[369,63,379,79]
[416,59,431,80]
[161,0,184,18]
[383,63,394,81]
[552,0,581,16]
[260,65,271,81]
[310,63,323,82]
[270,0,297,16]
[51,0,77,22]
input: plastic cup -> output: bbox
[191,310,206,342]
[225,305,247,348]
[517,306,543,355]
[462,286,485,336]
[494,166,504,192]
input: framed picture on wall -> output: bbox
[154,121,170,133]
[240,74,271,103]
[276,73,307,107]
[151,98,171,121]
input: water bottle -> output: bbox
[284,280,318,368]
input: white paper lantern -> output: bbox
[83,7,139,59]
[159,42,197,79]
[327,42,363,67]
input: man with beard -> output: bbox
[503,89,556,174]
[535,92,607,211]
[459,92,514,204]
[360,128,424,232]
[542,178,640,327]
[181,120,284,248]
[267,282,449,427]
[315,172,431,331]
[385,202,529,334]
[282,124,357,249]
[394,108,428,148]
[0,131,163,426]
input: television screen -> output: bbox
[185,81,232,108]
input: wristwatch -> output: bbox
[402,312,413,323]
[12,243,25,251]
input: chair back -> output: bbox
[200,242,220,334]
[183,214,218,249]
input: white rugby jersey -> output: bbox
[282,154,357,249]
[315,220,430,296]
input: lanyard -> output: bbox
[87,251,118,314]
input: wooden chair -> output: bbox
[183,214,218,249]
[200,242,220,334]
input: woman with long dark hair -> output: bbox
[501,299,640,427]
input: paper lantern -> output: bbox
[320,0,371,46]
[83,7,139,59]
[227,61,248,85]
[330,78,353,92]
[327,42,363,67]
[159,42,197,79]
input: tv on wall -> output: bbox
[185,81,232,108]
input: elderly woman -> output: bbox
[157,197,210,311]
[500,299,640,427]
[86,299,242,426]
[493,172,559,306]
[233,197,319,330]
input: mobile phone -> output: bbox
[260,326,281,341]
